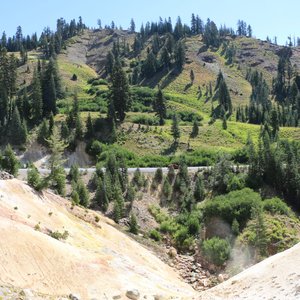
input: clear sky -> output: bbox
[0,0,299,45]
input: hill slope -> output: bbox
[0,177,196,299]
[199,242,300,300]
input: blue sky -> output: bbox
[0,0,299,44]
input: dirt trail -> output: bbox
[0,179,196,300]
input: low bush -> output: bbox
[202,237,231,266]
[49,230,69,240]
[131,115,159,126]
[149,229,161,241]
[263,197,292,216]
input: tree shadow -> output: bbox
[184,82,193,91]
[161,141,178,155]
[140,68,180,90]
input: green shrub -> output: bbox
[50,230,69,240]
[227,175,245,192]
[263,197,292,216]
[27,165,43,191]
[202,237,231,266]
[132,115,159,125]
[160,220,178,234]
[88,140,103,157]
[149,229,161,241]
[202,188,262,229]
[68,164,79,182]
[187,217,201,235]
[174,226,194,251]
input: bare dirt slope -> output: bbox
[199,242,300,300]
[0,178,196,300]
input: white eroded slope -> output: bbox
[199,242,300,300]
[0,179,196,299]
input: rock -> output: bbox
[69,294,80,300]
[21,289,34,298]
[0,171,13,180]
[113,296,122,300]
[126,289,140,300]
[218,273,225,283]
[168,247,177,258]
[154,295,167,300]
[203,279,210,287]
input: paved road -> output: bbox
[18,165,249,178]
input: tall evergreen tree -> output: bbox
[94,177,109,212]
[9,106,27,145]
[171,114,180,143]
[2,144,19,176]
[174,40,185,71]
[153,89,167,125]
[109,60,130,122]
[85,113,94,139]
[30,68,43,124]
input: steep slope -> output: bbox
[199,242,300,300]
[0,178,196,299]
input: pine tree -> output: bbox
[94,177,109,212]
[66,94,79,128]
[2,144,19,176]
[110,60,130,122]
[215,71,232,116]
[171,114,180,143]
[190,119,199,138]
[69,163,79,182]
[60,122,69,140]
[130,18,136,33]
[46,126,67,195]
[105,51,115,75]
[27,164,43,191]
[194,176,205,202]
[85,113,94,139]
[113,185,124,222]
[160,46,171,70]
[37,119,50,146]
[191,14,197,35]
[42,58,62,116]
[142,51,157,78]
[174,40,185,71]
[153,89,167,125]
[9,106,27,145]
[77,179,90,207]
[75,114,83,140]
[129,213,138,234]
[252,205,268,259]
[162,178,172,200]
[31,68,43,124]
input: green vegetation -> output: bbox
[2,14,300,272]
[49,230,69,241]
[202,237,231,266]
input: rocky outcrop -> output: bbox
[0,171,14,180]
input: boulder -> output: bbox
[168,247,177,258]
[126,289,140,300]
